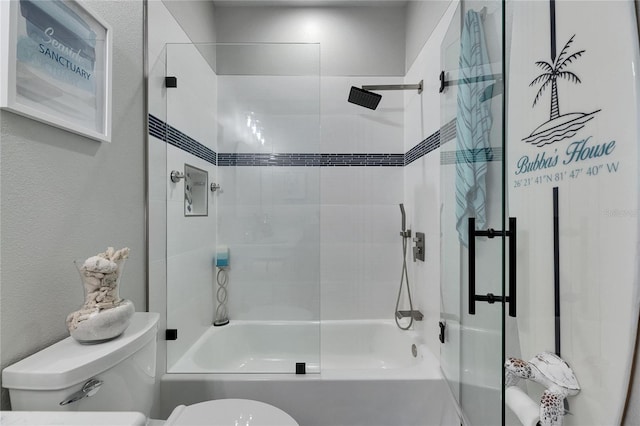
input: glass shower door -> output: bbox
[439,2,508,424]
[164,42,321,374]
[163,42,222,373]
[214,43,322,374]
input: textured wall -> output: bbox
[403,0,458,360]
[0,0,145,409]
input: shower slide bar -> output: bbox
[468,217,517,317]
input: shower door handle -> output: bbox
[468,217,517,317]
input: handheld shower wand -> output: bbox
[399,204,410,238]
[395,203,417,330]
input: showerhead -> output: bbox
[348,86,382,110]
[348,81,423,110]
[399,203,406,232]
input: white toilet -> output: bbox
[2,312,298,426]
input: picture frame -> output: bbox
[0,0,112,142]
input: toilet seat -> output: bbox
[164,399,299,426]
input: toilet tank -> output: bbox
[2,312,159,416]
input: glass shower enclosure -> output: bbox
[163,42,321,374]
[440,1,508,425]
[440,1,640,425]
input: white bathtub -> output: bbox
[169,320,425,374]
[160,320,460,425]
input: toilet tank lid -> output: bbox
[0,411,147,426]
[2,312,159,391]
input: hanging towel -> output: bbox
[455,9,494,247]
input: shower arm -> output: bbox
[362,80,423,94]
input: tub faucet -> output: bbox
[396,310,424,321]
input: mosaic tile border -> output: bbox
[218,153,404,167]
[440,147,503,165]
[438,118,502,165]
[405,130,440,166]
[149,114,498,167]
[149,114,217,165]
[404,120,458,166]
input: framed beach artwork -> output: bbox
[0,0,112,142]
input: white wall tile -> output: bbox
[321,167,364,205]
[321,77,405,154]
[402,1,459,359]
[321,243,362,284]
[148,1,220,370]
[149,137,168,202]
[150,0,464,370]
[320,163,404,321]
[363,204,402,245]
[148,0,191,119]
[362,243,403,284]
[166,44,218,150]
[218,170,321,321]
[217,75,321,154]
[149,199,167,263]
[320,280,361,320]
[166,245,216,368]
[321,205,365,244]
[362,167,405,205]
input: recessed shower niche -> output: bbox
[183,164,208,216]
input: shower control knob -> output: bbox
[412,232,425,262]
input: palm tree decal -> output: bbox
[529,35,585,121]
[522,3,599,147]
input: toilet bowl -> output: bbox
[165,399,298,426]
[0,401,298,426]
[2,312,298,426]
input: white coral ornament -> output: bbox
[66,247,135,343]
